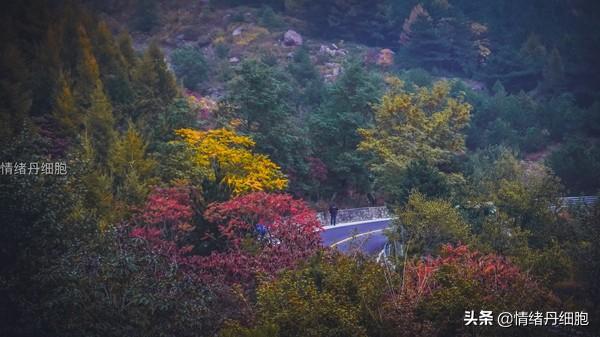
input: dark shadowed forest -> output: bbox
[1,1,599,336]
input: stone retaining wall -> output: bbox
[317,206,390,226]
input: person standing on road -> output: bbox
[329,204,338,226]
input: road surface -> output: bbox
[320,195,598,256]
[321,219,392,255]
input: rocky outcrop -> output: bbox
[232,26,244,37]
[320,62,341,82]
[283,29,303,46]
[231,24,269,46]
[319,44,347,57]
[376,48,395,67]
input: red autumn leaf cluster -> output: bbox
[199,192,323,286]
[384,244,558,336]
[140,187,193,228]
[402,244,529,300]
[129,187,196,262]
[129,190,322,289]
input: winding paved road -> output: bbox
[320,196,598,256]
[321,219,392,255]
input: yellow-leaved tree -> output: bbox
[359,78,471,167]
[174,128,287,195]
[358,78,471,203]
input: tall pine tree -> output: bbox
[94,21,133,108]
[85,80,116,164]
[74,24,101,108]
[132,41,178,121]
[541,47,565,94]
[108,122,157,204]
[52,71,80,137]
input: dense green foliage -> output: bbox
[220,252,394,337]
[548,137,600,194]
[226,59,313,194]
[310,61,382,199]
[171,46,208,90]
[211,0,600,95]
[132,0,159,32]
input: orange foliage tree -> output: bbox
[384,244,557,336]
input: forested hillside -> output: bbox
[1,1,599,336]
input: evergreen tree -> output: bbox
[94,21,133,107]
[284,0,402,45]
[479,45,540,92]
[288,47,318,85]
[491,80,506,97]
[227,59,312,193]
[170,46,208,90]
[52,71,80,136]
[0,45,32,141]
[117,30,137,68]
[548,137,600,194]
[58,2,82,71]
[541,47,565,94]
[309,60,382,198]
[385,159,451,205]
[132,41,178,120]
[401,6,475,75]
[520,32,547,66]
[148,98,196,145]
[108,122,157,204]
[85,80,116,164]
[74,24,101,108]
[228,60,289,132]
[79,132,116,230]
[287,47,323,108]
[31,23,62,117]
